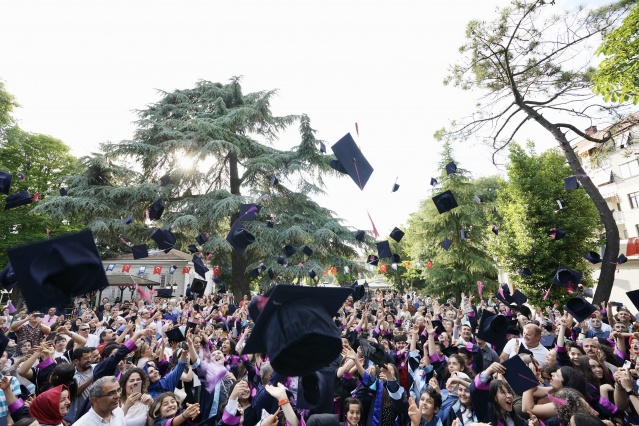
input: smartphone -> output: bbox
[624,360,632,370]
[130,381,142,395]
[126,356,134,364]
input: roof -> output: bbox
[106,275,162,286]
[111,250,193,261]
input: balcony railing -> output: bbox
[613,211,625,223]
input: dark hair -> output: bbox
[72,347,93,361]
[570,413,606,426]
[423,387,442,409]
[577,355,600,386]
[13,418,39,426]
[150,392,181,420]
[119,368,149,401]
[102,342,120,359]
[343,397,363,423]
[439,354,474,384]
[49,363,78,400]
[488,380,524,426]
[558,366,587,397]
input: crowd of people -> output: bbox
[0,283,636,426]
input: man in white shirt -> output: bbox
[500,323,549,366]
[78,324,100,347]
[75,376,126,426]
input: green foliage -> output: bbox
[592,2,639,104]
[404,142,503,299]
[492,143,601,307]
[0,81,18,137]
[33,78,365,296]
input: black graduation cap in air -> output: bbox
[445,161,457,175]
[556,200,566,210]
[553,266,582,288]
[148,199,164,220]
[242,284,352,376]
[302,246,313,257]
[495,286,515,305]
[376,241,391,259]
[251,267,261,279]
[5,191,32,210]
[430,320,446,335]
[187,245,198,254]
[501,355,540,395]
[367,255,379,266]
[297,366,337,414]
[0,263,17,291]
[283,244,297,258]
[476,310,508,353]
[266,221,274,228]
[226,220,255,257]
[268,268,275,280]
[460,230,468,240]
[564,296,596,323]
[192,255,209,278]
[432,190,458,214]
[331,133,374,190]
[8,229,109,312]
[354,230,366,242]
[540,335,556,349]
[351,282,365,302]
[156,288,173,299]
[151,228,176,254]
[359,338,391,368]
[160,175,171,186]
[492,225,499,235]
[564,176,580,190]
[618,254,628,265]
[626,289,639,313]
[122,216,133,225]
[430,177,438,187]
[308,270,317,280]
[0,172,12,195]
[511,289,528,307]
[583,251,602,264]
[195,233,209,246]
[132,244,149,260]
[548,228,565,240]
[277,255,286,265]
[191,278,207,295]
[391,182,400,193]
[319,141,326,154]
[59,188,68,196]
[165,327,185,343]
[389,227,404,243]
[240,204,261,221]
[270,175,279,186]
[441,237,452,251]
[517,268,532,276]
[330,160,348,174]
[390,254,401,264]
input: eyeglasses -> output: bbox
[101,388,122,398]
[79,328,90,331]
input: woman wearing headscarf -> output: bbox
[2,377,71,426]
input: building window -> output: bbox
[636,224,639,236]
[619,159,639,179]
[631,192,639,209]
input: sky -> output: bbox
[0,0,607,237]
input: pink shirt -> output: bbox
[41,315,58,326]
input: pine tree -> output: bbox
[34,78,366,297]
[404,142,502,299]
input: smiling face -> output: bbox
[494,384,513,412]
[419,392,439,419]
[589,359,604,379]
[159,395,179,417]
[550,369,564,390]
[568,347,583,367]
[147,366,161,383]
[59,390,71,416]
[458,385,471,407]
[346,402,361,426]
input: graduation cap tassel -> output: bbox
[352,158,363,190]
[543,284,552,301]
[367,211,379,238]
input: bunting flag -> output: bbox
[7,300,16,314]
[391,264,398,270]
[380,264,387,273]
[182,266,191,274]
[32,192,40,202]
[627,237,639,256]
[330,266,337,275]
[122,264,131,273]
[426,261,433,269]
[367,211,379,238]
[415,262,422,268]
[344,266,350,273]
[368,265,374,272]
[137,285,153,303]
[213,266,221,276]
[153,266,162,275]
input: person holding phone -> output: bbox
[119,368,152,426]
[8,312,51,348]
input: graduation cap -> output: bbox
[8,229,109,312]
[354,230,366,242]
[165,327,185,343]
[160,175,171,186]
[239,203,261,221]
[618,254,628,265]
[460,230,468,240]
[329,160,348,174]
[495,286,515,305]
[582,287,594,298]
[430,177,438,187]
[501,355,540,395]
[151,228,176,253]
[5,191,32,210]
[302,246,314,257]
[517,268,532,276]
[191,278,207,295]
[548,228,565,240]
[351,283,365,302]
[270,175,279,186]
[148,199,164,220]
[627,289,639,312]
[389,227,404,243]
[268,268,275,280]
[277,255,286,265]
[169,265,177,274]
[473,195,482,204]
[511,290,528,307]
[59,188,68,196]
[195,233,209,246]
[266,221,274,228]
[564,176,580,190]
[432,190,458,214]
[186,321,198,334]
[492,225,499,235]
[376,241,391,259]
[187,245,198,254]
[242,284,352,376]
[0,263,17,291]
[297,367,337,414]
[553,266,582,289]
[445,161,457,175]
[156,288,173,299]
[511,304,532,319]
[319,141,326,154]
[540,335,556,349]
[122,215,133,225]
[441,237,452,251]
[367,255,379,266]
[308,270,317,280]
[0,172,12,195]
[476,310,508,353]
[564,296,596,323]
[192,255,209,278]
[431,320,446,335]
[359,338,390,367]
[442,345,459,358]
[556,200,566,210]
[583,251,602,264]
[390,254,401,264]
[283,244,297,258]
[391,182,400,193]
[251,267,261,278]
[132,244,149,260]
[226,219,256,257]
[331,133,374,190]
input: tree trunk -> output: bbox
[228,152,250,301]
[519,104,619,305]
